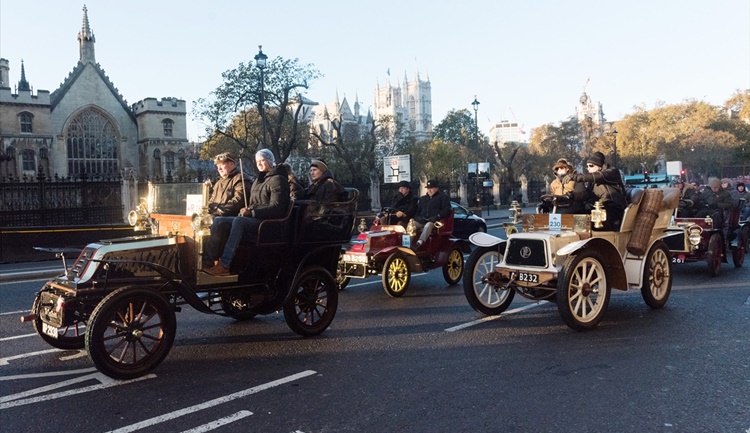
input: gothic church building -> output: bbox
[0,6,190,185]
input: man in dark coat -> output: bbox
[381,180,417,227]
[204,148,290,276]
[206,152,251,216]
[413,179,452,249]
[305,158,346,202]
[695,177,736,229]
[575,151,627,231]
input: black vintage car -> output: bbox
[24,182,359,380]
[451,202,487,239]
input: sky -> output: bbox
[1,0,749,143]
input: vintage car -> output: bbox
[664,198,748,276]
[22,182,359,379]
[463,188,680,331]
[337,208,471,297]
[451,201,488,239]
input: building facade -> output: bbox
[373,71,432,141]
[0,6,190,188]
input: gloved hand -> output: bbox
[396,211,406,218]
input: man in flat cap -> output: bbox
[413,179,451,249]
[206,152,251,217]
[380,180,417,227]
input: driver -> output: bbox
[541,158,586,214]
[379,180,417,227]
[413,179,451,250]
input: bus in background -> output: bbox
[623,172,672,189]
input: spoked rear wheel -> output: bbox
[442,247,464,285]
[283,266,338,336]
[732,228,747,268]
[641,241,672,309]
[706,233,723,277]
[556,251,610,331]
[382,253,411,297]
[86,287,176,380]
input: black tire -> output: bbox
[86,287,176,380]
[32,295,86,350]
[706,233,722,277]
[283,266,338,337]
[442,247,464,286]
[556,250,610,331]
[463,247,514,315]
[382,253,411,297]
[732,229,747,268]
[641,241,672,309]
[220,290,257,321]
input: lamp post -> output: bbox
[471,95,480,147]
[254,45,268,146]
[612,127,618,168]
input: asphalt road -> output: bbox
[1,224,749,433]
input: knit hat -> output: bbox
[708,177,721,188]
[255,148,275,166]
[553,158,571,171]
[586,152,605,168]
[310,158,329,173]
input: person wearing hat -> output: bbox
[545,158,586,214]
[204,148,290,276]
[575,151,627,230]
[694,177,735,229]
[206,152,252,217]
[380,180,418,227]
[305,158,346,202]
[674,178,700,217]
[734,181,750,221]
[413,179,451,249]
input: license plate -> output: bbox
[517,272,539,283]
[41,322,59,339]
[402,235,411,248]
[672,254,686,264]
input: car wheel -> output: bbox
[706,233,723,277]
[641,241,672,309]
[382,253,411,297]
[556,250,610,331]
[732,228,747,268]
[283,266,338,336]
[442,247,464,285]
[463,246,514,315]
[86,287,176,380]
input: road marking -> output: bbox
[0,367,97,381]
[180,410,253,433]
[0,333,37,342]
[0,372,155,409]
[444,302,545,332]
[0,349,61,366]
[106,370,317,433]
[0,309,30,316]
[59,350,88,361]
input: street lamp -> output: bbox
[471,95,480,147]
[254,45,268,145]
[612,127,618,168]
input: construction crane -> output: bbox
[508,107,525,135]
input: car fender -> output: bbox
[469,232,503,247]
[373,246,425,274]
[556,237,628,291]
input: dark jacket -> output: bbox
[415,190,451,224]
[697,187,735,212]
[577,166,627,212]
[246,166,290,220]
[305,170,346,202]
[276,163,305,200]
[389,191,418,223]
[208,167,251,216]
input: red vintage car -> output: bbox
[338,208,471,297]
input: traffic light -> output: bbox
[644,171,650,182]
[680,169,686,181]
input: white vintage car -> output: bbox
[463,188,680,331]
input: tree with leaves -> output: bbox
[193,55,321,166]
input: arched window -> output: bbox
[20,112,33,133]
[162,119,173,137]
[164,151,175,174]
[21,149,36,172]
[153,148,162,178]
[65,108,119,176]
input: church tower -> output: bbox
[373,70,432,141]
[78,5,96,64]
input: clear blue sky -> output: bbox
[2,0,748,142]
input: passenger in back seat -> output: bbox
[575,152,627,231]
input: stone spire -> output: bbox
[78,5,96,64]
[18,60,30,91]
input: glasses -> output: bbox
[586,164,596,168]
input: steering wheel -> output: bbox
[381,207,397,214]
[540,194,571,207]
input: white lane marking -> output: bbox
[0,333,36,341]
[0,367,97,381]
[346,272,428,288]
[444,302,545,332]
[0,349,61,366]
[180,410,253,433]
[0,372,156,409]
[106,370,317,433]
[0,309,30,316]
[59,350,88,361]
[0,372,100,403]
